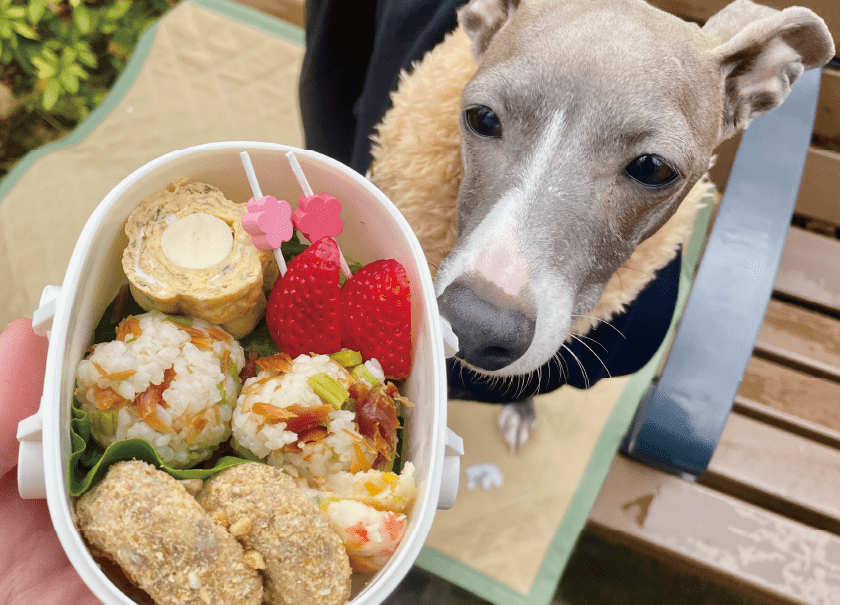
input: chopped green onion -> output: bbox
[330,349,363,367]
[308,373,349,409]
[165,315,192,326]
[351,364,380,387]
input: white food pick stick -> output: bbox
[286,151,352,279]
[239,151,288,275]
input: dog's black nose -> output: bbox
[437,277,535,371]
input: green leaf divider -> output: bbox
[68,397,251,497]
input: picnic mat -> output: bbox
[0,1,717,604]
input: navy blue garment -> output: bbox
[300,0,468,173]
[299,0,681,403]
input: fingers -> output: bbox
[0,319,49,479]
[0,472,98,605]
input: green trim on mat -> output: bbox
[418,187,719,605]
[0,0,303,204]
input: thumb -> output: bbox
[0,319,49,479]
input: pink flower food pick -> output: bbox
[291,193,343,243]
[242,196,294,250]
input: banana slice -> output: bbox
[122,178,278,338]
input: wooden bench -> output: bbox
[587,1,840,601]
[239,0,839,602]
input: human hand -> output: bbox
[0,319,100,605]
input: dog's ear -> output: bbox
[458,0,521,59]
[703,0,835,142]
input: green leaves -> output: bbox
[1,0,174,154]
[69,399,251,496]
[31,44,91,108]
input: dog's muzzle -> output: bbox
[437,275,535,372]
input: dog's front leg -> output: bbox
[496,398,537,452]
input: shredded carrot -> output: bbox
[360,438,377,455]
[190,336,215,350]
[184,415,208,443]
[92,360,137,381]
[350,442,372,473]
[143,410,175,434]
[116,315,142,341]
[243,376,279,393]
[92,384,126,409]
[171,325,205,339]
[208,326,231,342]
[255,352,293,374]
[342,428,363,442]
[252,402,297,422]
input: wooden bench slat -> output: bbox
[755,298,840,379]
[773,226,840,313]
[739,356,840,432]
[794,147,840,227]
[588,455,840,605]
[814,68,839,148]
[232,0,305,27]
[733,395,841,448]
[710,143,840,227]
[701,412,840,532]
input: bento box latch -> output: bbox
[32,285,62,338]
[17,411,45,499]
[440,317,459,358]
[438,427,464,510]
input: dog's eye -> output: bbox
[465,106,502,138]
[625,155,678,187]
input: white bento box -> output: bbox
[17,141,463,605]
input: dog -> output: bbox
[300,0,835,450]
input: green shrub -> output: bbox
[0,0,176,178]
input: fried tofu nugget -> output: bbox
[75,460,263,605]
[197,462,352,605]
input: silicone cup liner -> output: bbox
[18,142,460,605]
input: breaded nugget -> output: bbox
[75,460,262,605]
[197,462,352,605]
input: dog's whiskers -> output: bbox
[571,333,609,352]
[561,342,590,390]
[569,334,612,379]
[570,315,626,339]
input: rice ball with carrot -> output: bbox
[231,353,383,483]
[74,310,245,468]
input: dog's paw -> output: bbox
[496,399,537,452]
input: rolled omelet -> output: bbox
[75,460,263,605]
[122,178,278,338]
[197,462,352,605]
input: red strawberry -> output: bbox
[266,237,341,357]
[340,259,412,379]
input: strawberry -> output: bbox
[266,237,341,357]
[340,259,412,379]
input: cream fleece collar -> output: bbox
[369,27,714,336]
